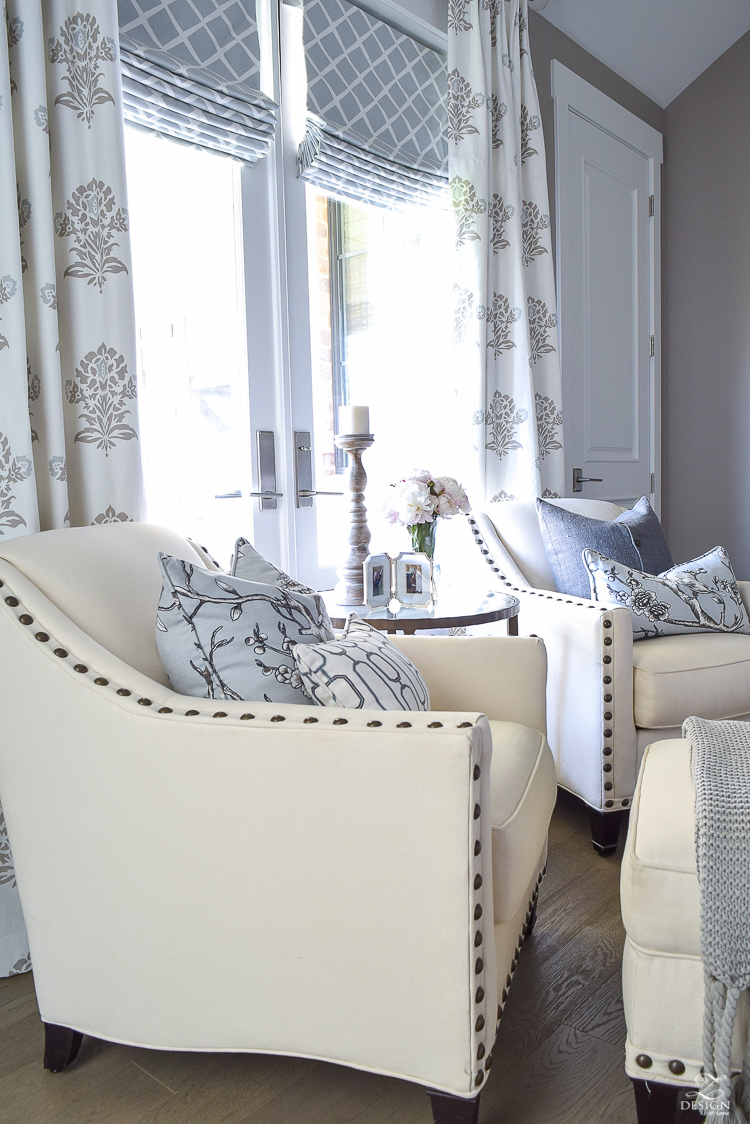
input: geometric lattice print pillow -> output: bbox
[156,554,335,703]
[293,615,431,711]
[583,546,750,640]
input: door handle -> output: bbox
[295,431,343,507]
[572,468,603,493]
[297,490,343,498]
[256,430,280,510]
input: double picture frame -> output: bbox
[363,552,433,609]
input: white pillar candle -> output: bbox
[338,405,370,435]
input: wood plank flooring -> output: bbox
[0,791,635,1124]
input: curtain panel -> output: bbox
[0,0,143,977]
[298,0,448,209]
[449,0,564,502]
[117,0,278,163]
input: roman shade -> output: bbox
[298,0,448,209]
[117,0,278,163]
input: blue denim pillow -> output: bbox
[536,498,673,599]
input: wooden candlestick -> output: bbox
[333,432,375,606]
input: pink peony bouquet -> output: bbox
[385,471,470,557]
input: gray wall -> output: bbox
[528,10,665,265]
[663,30,750,570]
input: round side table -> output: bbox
[322,590,520,636]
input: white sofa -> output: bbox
[621,739,749,1122]
[0,523,556,1124]
[470,499,750,854]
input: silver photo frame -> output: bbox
[363,553,393,608]
[394,552,433,607]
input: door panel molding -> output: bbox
[551,60,663,513]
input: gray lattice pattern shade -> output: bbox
[117,0,277,163]
[300,0,447,207]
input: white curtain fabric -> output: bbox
[0,0,143,976]
[449,0,564,503]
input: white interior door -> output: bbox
[552,61,663,511]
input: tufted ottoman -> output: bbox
[620,738,750,1122]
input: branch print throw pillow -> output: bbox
[583,546,750,639]
[156,554,334,702]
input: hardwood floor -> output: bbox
[0,791,635,1124]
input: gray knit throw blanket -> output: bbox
[684,716,750,1123]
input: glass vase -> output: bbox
[410,519,437,559]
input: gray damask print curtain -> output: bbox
[449,0,564,502]
[0,0,142,976]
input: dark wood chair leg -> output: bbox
[631,1078,704,1123]
[589,808,627,855]
[43,1022,83,1072]
[427,1090,480,1124]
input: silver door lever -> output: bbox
[572,468,603,493]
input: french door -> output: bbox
[126,0,455,587]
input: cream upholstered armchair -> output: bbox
[469,499,750,855]
[0,523,556,1124]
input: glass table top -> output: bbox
[321,588,519,631]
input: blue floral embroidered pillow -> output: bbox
[231,536,316,595]
[156,554,334,702]
[583,546,750,640]
[293,615,431,711]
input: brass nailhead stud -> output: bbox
[604,712,612,721]
[475,958,483,974]
[473,764,481,780]
[158,707,173,714]
[94,677,108,686]
[604,728,613,738]
[303,716,318,723]
[475,987,484,1003]
[19,614,33,625]
[334,717,349,725]
[54,648,68,658]
[475,1015,485,1032]
[605,799,614,808]
[603,675,612,684]
[138,698,152,706]
[241,713,255,720]
[367,720,382,727]
[0,579,3,586]
[668,1060,685,1076]
[475,1072,484,1087]
[603,655,612,664]
[622,798,630,807]
[603,747,612,756]
[506,974,512,988]
[73,664,88,674]
[477,1043,485,1060]
[502,989,508,1003]
[5,596,19,607]
[396,721,411,728]
[604,693,612,702]
[474,840,481,855]
[271,715,285,722]
[35,632,49,642]
[474,931,483,947]
[603,620,612,628]
[604,637,612,646]
[474,904,483,920]
[604,782,613,791]
[117,688,131,696]
[213,711,227,718]
[485,1054,493,1071]
[603,763,612,773]
[427,721,443,728]
[185,709,199,716]
[474,874,482,889]
[458,721,472,728]
[474,804,481,819]
[636,1054,653,1070]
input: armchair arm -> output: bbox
[0,562,497,1099]
[390,635,547,733]
[471,513,637,810]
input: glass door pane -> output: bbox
[125,126,253,567]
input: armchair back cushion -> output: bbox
[481,498,625,590]
[0,523,206,687]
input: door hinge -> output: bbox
[649,335,655,357]
[650,472,655,493]
[649,194,655,217]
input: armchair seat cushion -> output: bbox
[488,720,557,924]
[632,633,750,728]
